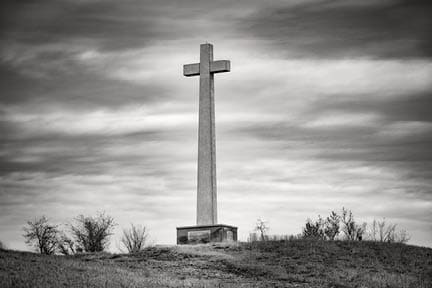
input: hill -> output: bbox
[1,240,431,287]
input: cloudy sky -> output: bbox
[1,0,431,250]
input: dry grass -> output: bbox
[0,240,431,287]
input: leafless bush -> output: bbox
[395,229,411,244]
[254,219,269,241]
[0,240,5,250]
[302,209,409,244]
[368,218,410,243]
[23,216,59,254]
[70,212,116,252]
[121,224,148,253]
[341,207,366,241]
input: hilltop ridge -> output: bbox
[1,240,431,287]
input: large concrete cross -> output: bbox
[183,43,230,226]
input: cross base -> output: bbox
[176,224,238,245]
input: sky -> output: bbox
[1,0,431,250]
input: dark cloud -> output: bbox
[0,0,244,51]
[0,0,232,109]
[0,61,169,109]
[242,0,432,58]
[1,0,161,50]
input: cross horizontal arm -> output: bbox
[184,63,200,77]
[210,60,230,74]
[184,60,231,77]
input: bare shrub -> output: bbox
[303,209,409,244]
[70,212,116,252]
[368,218,410,244]
[121,224,148,253]
[254,219,269,241]
[341,208,366,241]
[302,216,325,240]
[378,219,393,242]
[0,240,5,250]
[324,211,340,240]
[23,216,59,254]
[395,229,411,244]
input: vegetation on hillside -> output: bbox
[250,208,410,244]
[21,212,148,255]
[22,207,411,257]
[1,240,431,288]
[301,208,410,243]
[3,207,428,287]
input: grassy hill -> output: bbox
[1,240,431,287]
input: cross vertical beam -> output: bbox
[183,43,230,226]
[197,43,216,226]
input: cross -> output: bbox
[183,43,230,226]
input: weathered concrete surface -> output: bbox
[183,43,230,226]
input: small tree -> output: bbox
[23,216,59,255]
[0,240,5,250]
[121,224,148,253]
[70,212,116,252]
[255,219,269,241]
[324,211,340,240]
[302,216,325,240]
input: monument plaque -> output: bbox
[176,43,238,244]
[188,230,211,242]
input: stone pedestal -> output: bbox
[176,224,237,245]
